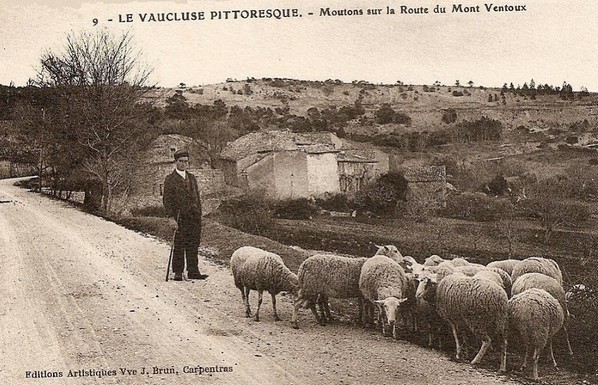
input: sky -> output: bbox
[2,0,598,90]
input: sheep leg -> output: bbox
[499,336,507,372]
[520,345,529,372]
[471,335,492,365]
[291,300,300,329]
[304,297,323,325]
[357,297,363,325]
[363,302,374,328]
[254,290,263,322]
[270,292,281,321]
[316,296,327,325]
[369,302,375,328]
[548,339,559,371]
[563,324,574,356]
[532,347,541,381]
[450,323,462,360]
[427,326,433,347]
[321,296,333,322]
[243,287,252,318]
[238,285,248,313]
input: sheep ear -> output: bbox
[375,299,384,304]
[399,298,408,304]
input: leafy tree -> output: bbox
[165,91,190,119]
[375,103,396,124]
[354,172,408,215]
[441,108,457,124]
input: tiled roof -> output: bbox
[337,149,378,163]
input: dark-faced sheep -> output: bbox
[230,246,298,322]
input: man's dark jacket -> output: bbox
[162,170,202,225]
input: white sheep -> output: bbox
[292,254,367,329]
[291,245,403,329]
[373,244,404,264]
[508,288,565,380]
[511,257,563,285]
[416,271,508,371]
[230,246,298,322]
[474,267,513,298]
[359,255,408,338]
[448,257,471,267]
[423,254,445,267]
[486,258,522,276]
[511,272,573,356]
[402,255,425,276]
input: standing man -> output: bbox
[163,149,209,281]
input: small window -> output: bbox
[159,183,164,196]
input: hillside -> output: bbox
[146,79,598,124]
[140,79,598,189]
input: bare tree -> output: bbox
[37,29,154,212]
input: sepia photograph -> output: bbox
[1,0,598,384]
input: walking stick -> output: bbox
[165,211,180,282]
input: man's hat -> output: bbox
[174,149,189,160]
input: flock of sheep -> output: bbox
[230,245,573,381]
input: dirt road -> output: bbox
[0,177,522,385]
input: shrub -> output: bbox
[130,205,167,218]
[273,198,319,220]
[455,116,503,142]
[394,112,412,125]
[521,177,591,242]
[567,284,598,374]
[441,108,457,124]
[440,192,513,222]
[375,103,396,125]
[315,193,351,212]
[217,193,273,235]
[483,174,509,196]
[354,172,408,215]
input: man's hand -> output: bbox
[170,217,179,230]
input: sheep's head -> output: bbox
[375,297,408,325]
[287,273,300,294]
[415,272,438,303]
[423,254,444,267]
[374,244,403,264]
